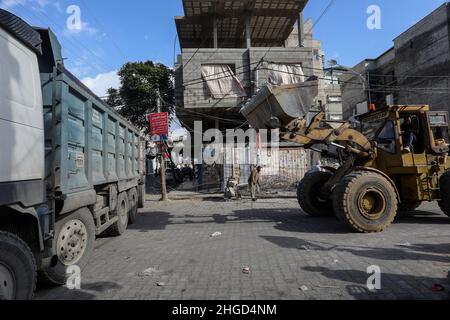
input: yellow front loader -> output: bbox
[281,105,450,233]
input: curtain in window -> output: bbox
[201,65,246,99]
[267,63,305,85]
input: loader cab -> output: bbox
[357,105,449,156]
[395,109,449,155]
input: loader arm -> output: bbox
[280,112,374,158]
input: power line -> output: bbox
[11,0,117,73]
[308,0,336,33]
[79,0,128,61]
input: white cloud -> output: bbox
[63,21,98,37]
[81,70,120,97]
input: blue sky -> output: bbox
[1,0,448,97]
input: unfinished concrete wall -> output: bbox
[394,3,450,112]
[179,48,250,110]
[341,3,450,119]
[249,47,322,88]
[369,48,396,108]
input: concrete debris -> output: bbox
[299,285,309,292]
[210,232,222,238]
[138,267,163,278]
[242,267,251,274]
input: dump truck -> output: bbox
[242,81,450,233]
[0,10,145,300]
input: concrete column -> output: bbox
[245,16,252,48]
[298,12,304,47]
[213,17,218,48]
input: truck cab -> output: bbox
[0,9,48,300]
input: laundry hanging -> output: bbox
[201,65,246,99]
[267,63,305,85]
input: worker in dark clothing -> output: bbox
[248,166,262,202]
[401,116,418,153]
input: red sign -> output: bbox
[149,112,169,136]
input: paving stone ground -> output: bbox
[35,196,450,300]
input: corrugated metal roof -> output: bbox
[176,0,308,48]
[0,9,42,54]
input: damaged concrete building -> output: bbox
[341,2,450,120]
[173,0,342,188]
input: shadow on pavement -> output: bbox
[36,281,122,300]
[302,266,449,300]
[259,235,450,264]
[395,210,450,225]
[130,200,450,235]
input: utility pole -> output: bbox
[157,90,168,201]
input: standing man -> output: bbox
[248,166,262,202]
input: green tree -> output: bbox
[105,87,122,109]
[106,61,174,134]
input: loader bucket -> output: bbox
[241,80,319,129]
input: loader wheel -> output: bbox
[107,192,129,236]
[297,171,334,217]
[333,171,398,233]
[0,231,36,300]
[438,171,450,218]
[128,188,138,225]
[39,208,95,286]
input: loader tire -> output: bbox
[107,192,129,236]
[333,171,398,233]
[39,208,95,286]
[438,171,450,218]
[297,171,334,217]
[0,231,36,300]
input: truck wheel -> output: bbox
[107,192,129,236]
[39,208,95,286]
[128,188,138,225]
[0,231,36,300]
[438,171,450,217]
[333,171,398,233]
[297,171,334,217]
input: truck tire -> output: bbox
[333,171,398,233]
[128,188,138,225]
[297,171,334,217]
[107,192,129,236]
[438,171,450,217]
[39,208,95,286]
[0,231,36,300]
